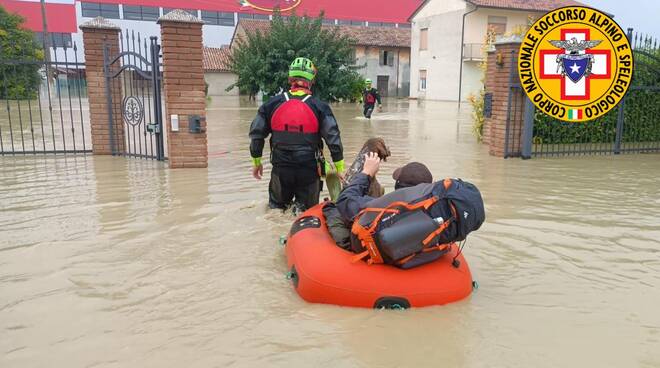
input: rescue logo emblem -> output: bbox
[518,6,633,122]
[238,0,303,12]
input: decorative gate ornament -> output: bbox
[122,96,144,126]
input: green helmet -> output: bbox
[289,57,317,81]
[365,78,372,84]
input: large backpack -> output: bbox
[350,178,485,269]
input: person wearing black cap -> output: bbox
[392,161,434,191]
[336,153,433,223]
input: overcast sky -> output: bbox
[579,0,659,39]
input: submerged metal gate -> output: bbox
[0,42,90,155]
[503,51,527,158]
[104,31,165,160]
[505,29,660,159]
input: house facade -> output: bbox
[409,0,581,101]
[355,44,411,97]
[232,19,411,97]
[203,47,238,97]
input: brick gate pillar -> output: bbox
[158,10,208,169]
[484,36,523,157]
[80,17,123,155]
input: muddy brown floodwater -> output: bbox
[1,97,660,368]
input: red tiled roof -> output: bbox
[236,19,272,34]
[335,25,411,48]
[234,19,411,48]
[203,47,232,72]
[467,0,584,11]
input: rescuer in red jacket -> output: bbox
[362,78,382,119]
[249,57,345,212]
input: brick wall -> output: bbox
[80,20,124,155]
[484,40,523,157]
[159,12,208,169]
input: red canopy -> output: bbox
[90,0,420,23]
[0,0,77,33]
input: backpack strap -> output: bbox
[395,243,452,266]
[350,197,440,264]
[350,207,400,264]
[284,92,290,101]
[422,218,453,246]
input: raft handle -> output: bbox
[374,297,410,310]
[286,265,299,288]
[289,216,321,237]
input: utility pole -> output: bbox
[40,0,50,63]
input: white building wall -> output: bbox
[52,3,235,63]
[461,62,483,100]
[414,0,465,18]
[459,9,541,100]
[205,72,238,96]
[410,0,543,101]
[464,9,538,44]
[201,22,235,48]
[410,9,464,101]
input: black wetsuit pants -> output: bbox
[363,104,375,119]
[269,164,320,211]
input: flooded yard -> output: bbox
[1,97,659,367]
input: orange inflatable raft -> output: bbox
[285,203,475,309]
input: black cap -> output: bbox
[392,162,433,188]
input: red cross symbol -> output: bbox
[539,29,611,100]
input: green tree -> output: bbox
[0,5,43,99]
[227,12,364,101]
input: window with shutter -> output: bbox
[419,70,427,91]
[379,50,395,66]
[123,6,158,21]
[420,28,428,50]
[219,12,235,26]
[100,3,119,18]
[81,2,119,19]
[36,32,72,48]
[487,16,507,35]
